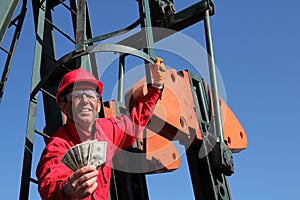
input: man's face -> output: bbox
[60,88,101,130]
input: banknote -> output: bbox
[61,140,107,171]
[61,151,77,172]
[89,140,107,168]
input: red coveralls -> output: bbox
[36,87,161,200]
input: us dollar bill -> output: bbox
[89,140,107,169]
[61,140,107,171]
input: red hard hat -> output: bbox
[56,68,103,104]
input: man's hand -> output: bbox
[64,165,98,200]
[151,57,166,87]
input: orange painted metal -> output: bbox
[125,69,248,153]
[138,130,181,174]
[103,100,181,173]
[219,98,248,152]
[125,69,202,143]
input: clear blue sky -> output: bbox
[1,0,300,199]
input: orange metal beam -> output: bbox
[103,100,181,173]
[125,69,202,142]
[125,69,248,153]
[138,130,181,174]
[220,97,248,152]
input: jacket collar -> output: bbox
[65,119,94,143]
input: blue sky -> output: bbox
[1,0,300,199]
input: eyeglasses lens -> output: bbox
[66,90,100,101]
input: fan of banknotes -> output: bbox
[61,140,107,171]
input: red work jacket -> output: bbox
[36,87,161,200]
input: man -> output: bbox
[36,57,166,200]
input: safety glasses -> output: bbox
[66,90,100,101]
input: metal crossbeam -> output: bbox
[0,0,20,43]
[0,0,27,102]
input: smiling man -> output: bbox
[36,57,166,200]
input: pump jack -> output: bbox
[0,0,248,199]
